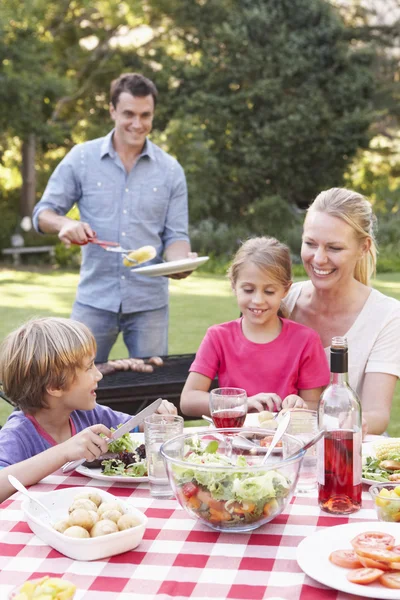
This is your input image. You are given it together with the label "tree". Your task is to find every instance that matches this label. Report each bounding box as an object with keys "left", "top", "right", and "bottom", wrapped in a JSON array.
[{"left": 146, "top": 0, "right": 375, "bottom": 230}]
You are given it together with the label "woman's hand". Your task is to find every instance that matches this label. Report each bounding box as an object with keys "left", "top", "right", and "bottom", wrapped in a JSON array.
[
  {"left": 282, "top": 394, "right": 308, "bottom": 410},
  {"left": 61, "top": 424, "right": 111, "bottom": 463},
  {"left": 247, "top": 393, "right": 282, "bottom": 413}
]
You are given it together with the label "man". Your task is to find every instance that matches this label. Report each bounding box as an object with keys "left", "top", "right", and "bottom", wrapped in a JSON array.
[{"left": 33, "top": 73, "right": 193, "bottom": 363}]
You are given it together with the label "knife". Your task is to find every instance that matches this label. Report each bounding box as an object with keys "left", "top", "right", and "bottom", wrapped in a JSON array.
[{"left": 62, "top": 397, "right": 163, "bottom": 473}]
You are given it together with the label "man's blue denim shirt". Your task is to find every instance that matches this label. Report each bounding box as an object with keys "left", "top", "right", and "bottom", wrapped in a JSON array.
[{"left": 33, "top": 130, "right": 189, "bottom": 314}]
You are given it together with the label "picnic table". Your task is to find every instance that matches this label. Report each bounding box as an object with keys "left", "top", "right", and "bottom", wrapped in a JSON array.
[{"left": 0, "top": 441, "right": 381, "bottom": 600}]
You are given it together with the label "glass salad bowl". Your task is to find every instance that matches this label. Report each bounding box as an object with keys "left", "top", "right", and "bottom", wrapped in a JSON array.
[{"left": 160, "top": 428, "right": 305, "bottom": 532}]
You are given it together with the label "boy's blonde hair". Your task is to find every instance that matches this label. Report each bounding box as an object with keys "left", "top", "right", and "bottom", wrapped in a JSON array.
[
  {"left": 0, "top": 317, "right": 96, "bottom": 414},
  {"left": 307, "top": 187, "right": 377, "bottom": 285},
  {"left": 228, "top": 236, "right": 292, "bottom": 290}
]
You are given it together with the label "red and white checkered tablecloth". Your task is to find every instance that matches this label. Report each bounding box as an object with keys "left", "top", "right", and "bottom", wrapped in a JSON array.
[{"left": 0, "top": 471, "right": 377, "bottom": 600}]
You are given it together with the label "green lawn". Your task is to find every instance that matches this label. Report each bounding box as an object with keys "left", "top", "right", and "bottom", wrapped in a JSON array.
[{"left": 0, "top": 267, "right": 399, "bottom": 435}]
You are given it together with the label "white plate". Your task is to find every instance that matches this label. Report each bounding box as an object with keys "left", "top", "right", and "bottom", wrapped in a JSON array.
[
  {"left": 76, "top": 465, "right": 148, "bottom": 483},
  {"left": 132, "top": 256, "right": 209, "bottom": 277},
  {"left": 22, "top": 486, "right": 147, "bottom": 561},
  {"left": 76, "top": 433, "right": 148, "bottom": 483},
  {"left": 297, "top": 521, "right": 400, "bottom": 599}
]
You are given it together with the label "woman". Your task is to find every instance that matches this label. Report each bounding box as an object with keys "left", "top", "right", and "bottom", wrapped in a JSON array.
[{"left": 284, "top": 188, "right": 400, "bottom": 434}]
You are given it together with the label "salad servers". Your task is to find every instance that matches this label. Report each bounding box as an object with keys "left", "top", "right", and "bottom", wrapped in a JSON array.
[
  {"left": 8, "top": 475, "right": 52, "bottom": 518},
  {"left": 286, "top": 428, "right": 325, "bottom": 462},
  {"left": 261, "top": 411, "right": 291, "bottom": 464}
]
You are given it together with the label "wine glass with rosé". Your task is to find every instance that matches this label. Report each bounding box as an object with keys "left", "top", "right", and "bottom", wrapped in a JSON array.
[{"left": 209, "top": 387, "right": 248, "bottom": 428}]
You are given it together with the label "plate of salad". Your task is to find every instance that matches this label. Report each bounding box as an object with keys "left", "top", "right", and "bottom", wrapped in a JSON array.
[
  {"left": 76, "top": 432, "right": 148, "bottom": 483},
  {"left": 362, "top": 438, "right": 400, "bottom": 485}
]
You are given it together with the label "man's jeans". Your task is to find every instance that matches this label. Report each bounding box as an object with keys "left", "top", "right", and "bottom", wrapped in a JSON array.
[{"left": 71, "top": 301, "right": 169, "bottom": 362}]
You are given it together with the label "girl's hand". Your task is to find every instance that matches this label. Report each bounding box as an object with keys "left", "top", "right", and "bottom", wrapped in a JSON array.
[
  {"left": 282, "top": 394, "right": 308, "bottom": 410},
  {"left": 62, "top": 424, "right": 111, "bottom": 463},
  {"left": 156, "top": 399, "right": 178, "bottom": 415},
  {"left": 247, "top": 393, "right": 282, "bottom": 413}
]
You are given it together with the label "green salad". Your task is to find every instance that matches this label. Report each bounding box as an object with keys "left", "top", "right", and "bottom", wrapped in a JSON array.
[
  {"left": 363, "top": 452, "right": 400, "bottom": 483},
  {"left": 172, "top": 439, "right": 291, "bottom": 527},
  {"left": 100, "top": 428, "right": 147, "bottom": 477}
]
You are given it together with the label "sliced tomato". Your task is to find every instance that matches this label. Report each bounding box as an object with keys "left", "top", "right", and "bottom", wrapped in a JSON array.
[
  {"left": 347, "top": 568, "right": 384, "bottom": 585},
  {"left": 351, "top": 531, "right": 395, "bottom": 551},
  {"left": 196, "top": 489, "right": 224, "bottom": 512},
  {"left": 181, "top": 482, "right": 199, "bottom": 498},
  {"left": 329, "top": 549, "right": 362, "bottom": 569},
  {"left": 380, "top": 572, "right": 400, "bottom": 589},
  {"left": 392, "top": 545, "right": 400, "bottom": 555},
  {"left": 355, "top": 547, "right": 400, "bottom": 563},
  {"left": 358, "top": 556, "right": 392, "bottom": 571}
]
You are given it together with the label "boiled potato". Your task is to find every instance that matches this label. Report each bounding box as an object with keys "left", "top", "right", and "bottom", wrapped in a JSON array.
[
  {"left": 100, "top": 509, "right": 124, "bottom": 524},
  {"left": 69, "top": 508, "right": 97, "bottom": 531},
  {"left": 258, "top": 410, "right": 275, "bottom": 424},
  {"left": 90, "top": 519, "right": 118, "bottom": 537},
  {"left": 53, "top": 519, "right": 71, "bottom": 534},
  {"left": 259, "top": 419, "right": 277, "bottom": 430},
  {"left": 68, "top": 498, "right": 97, "bottom": 514},
  {"left": 117, "top": 513, "right": 139, "bottom": 531},
  {"left": 97, "top": 501, "right": 124, "bottom": 517},
  {"left": 88, "top": 509, "right": 99, "bottom": 526},
  {"left": 64, "top": 525, "right": 90, "bottom": 538},
  {"left": 73, "top": 490, "right": 103, "bottom": 508}
]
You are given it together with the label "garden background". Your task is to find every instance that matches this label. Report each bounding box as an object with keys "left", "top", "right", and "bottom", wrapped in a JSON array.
[{"left": 1, "top": 0, "right": 400, "bottom": 433}]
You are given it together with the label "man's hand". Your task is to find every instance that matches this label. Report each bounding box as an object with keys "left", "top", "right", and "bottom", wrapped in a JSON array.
[
  {"left": 58, "top": 219, "right": 95, "bottom": 248},
  {"left": 168, "top": 251, "right": 198, "bottom": 280},
  {"left": 247, "top": 393, "right": 282, "bottom": 413}
]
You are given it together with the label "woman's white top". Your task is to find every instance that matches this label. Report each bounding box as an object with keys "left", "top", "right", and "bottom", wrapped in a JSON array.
[{"left": 284, "top": 281, "right": 400, "bottom": 397}]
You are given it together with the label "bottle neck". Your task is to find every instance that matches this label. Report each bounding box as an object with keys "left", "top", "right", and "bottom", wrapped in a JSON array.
[{"left": 330, "top": 372, "right": 349, "bottom": 385}]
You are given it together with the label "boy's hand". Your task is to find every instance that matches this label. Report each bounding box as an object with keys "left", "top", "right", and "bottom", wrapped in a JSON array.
[
  {"left": 281, "top": 395, "right": 308, "bottom": 410},
  {"left": 61, "top": 424, "right": 111, "bottom": 463},
  {"left": 247, "top": 393, "right": 282, "bottom": 413}
]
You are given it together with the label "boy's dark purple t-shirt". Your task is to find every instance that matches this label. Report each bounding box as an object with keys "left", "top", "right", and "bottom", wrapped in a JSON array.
[{"left": 0, "top": 404, "right": 137, "bottom": 468}]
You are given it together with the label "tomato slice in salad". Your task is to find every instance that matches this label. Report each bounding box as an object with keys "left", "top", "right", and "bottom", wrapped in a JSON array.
[
  {"left": 351, "top": 532, "right": 395, "bottom": 551},
  {"left": 380, "top": 572, "right": 400, "bottom": 589},
  {"left": 329, "top": 550, "right": 362, "bottom": 569},
  {"left": 181, "top": 482, "right": 199, "bottom": 498},
  {"left": 346, "top": 568, "right": 384, "bottom": 585}
]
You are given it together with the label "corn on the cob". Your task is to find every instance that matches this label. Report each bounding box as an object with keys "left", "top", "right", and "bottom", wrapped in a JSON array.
[{"left": 374, "top": 438, "right": 400, "bottom": 461}]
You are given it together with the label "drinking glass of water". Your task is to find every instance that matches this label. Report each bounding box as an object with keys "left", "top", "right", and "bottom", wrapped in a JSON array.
[{"left": 209, "top": 387, "right": 248, "bottom": 428}]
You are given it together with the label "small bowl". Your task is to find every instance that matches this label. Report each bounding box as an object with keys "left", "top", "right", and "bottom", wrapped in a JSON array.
[
  {"left": 161, "top": 427, "right": 305, "bottom": 532},
  {"left": 22, "top": 486, "right": 147, "bottom": 561},
  {"left": 369, "top": 482, "right": 400, "bottom": 522},
  {"left": 9, "top": 576, "right": 76, "bottom": 599}
]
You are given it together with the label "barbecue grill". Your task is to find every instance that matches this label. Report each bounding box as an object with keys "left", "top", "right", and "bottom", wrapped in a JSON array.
[{"left": 96, "top": 353, "right": 218, "bottom": 419}]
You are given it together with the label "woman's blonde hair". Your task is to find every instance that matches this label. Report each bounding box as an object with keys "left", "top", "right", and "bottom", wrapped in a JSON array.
[
  {"left": 0, "top": 317, "right": 96, "bottom": 414},
  {"left": 228, "top": 237, "right": 292, "bottom": 316},
  {"left": 307, "top": 187, "right": 377, "bottom": 285}
]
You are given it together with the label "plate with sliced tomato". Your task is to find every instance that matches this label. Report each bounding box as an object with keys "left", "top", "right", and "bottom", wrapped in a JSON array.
[{"left": 297, "top": 522, "right": 400, "bottom": 598}]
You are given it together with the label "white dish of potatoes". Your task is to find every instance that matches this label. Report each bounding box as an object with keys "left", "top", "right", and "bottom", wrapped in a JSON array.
[{"left": 21, "top": 486, "right": 147, "bottom": 561}]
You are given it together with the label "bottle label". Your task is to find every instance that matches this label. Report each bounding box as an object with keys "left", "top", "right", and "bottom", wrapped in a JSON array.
[{"left": 353, "top": 430, "right": 362, "bottom": 485}]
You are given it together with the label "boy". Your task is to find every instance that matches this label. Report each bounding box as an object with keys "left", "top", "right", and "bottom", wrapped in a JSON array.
[{"left": 0, "top": 317, "right": 175, "bottom": 503}]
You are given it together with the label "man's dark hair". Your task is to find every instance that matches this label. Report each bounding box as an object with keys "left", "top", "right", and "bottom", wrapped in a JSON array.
[{"left": 110, "top": 73, "right": 158, "bottom": 108}]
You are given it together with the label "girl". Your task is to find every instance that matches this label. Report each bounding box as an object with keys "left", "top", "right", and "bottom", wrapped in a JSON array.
[{"left": 180, "top": 236, "right": 330, "bottom": 417}]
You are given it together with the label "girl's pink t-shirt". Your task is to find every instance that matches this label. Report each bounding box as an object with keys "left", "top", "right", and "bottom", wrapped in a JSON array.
[{"left": 190, "top": 317, "right": 330, "bottom": 397}]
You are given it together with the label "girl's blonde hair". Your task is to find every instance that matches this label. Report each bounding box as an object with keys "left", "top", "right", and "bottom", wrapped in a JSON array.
[
  {"left": 228, "top": 237, "right": 292, "bottom": 316},
  {"left": 307, "top": 187, "right": 377, "bottom": 285},
  {"left": 0, "top": 317, "right": 96, "bottom": 414}
]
